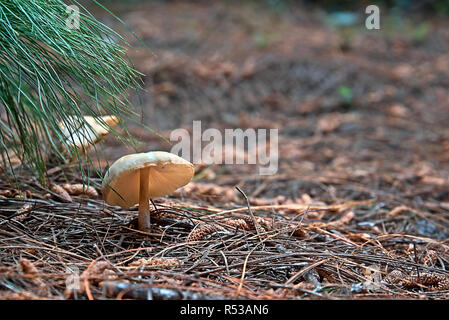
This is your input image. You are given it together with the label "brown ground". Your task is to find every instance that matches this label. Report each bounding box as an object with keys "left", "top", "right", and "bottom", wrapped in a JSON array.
[{"left": 1, "top": 1, "right": 449, "bottom": 300}]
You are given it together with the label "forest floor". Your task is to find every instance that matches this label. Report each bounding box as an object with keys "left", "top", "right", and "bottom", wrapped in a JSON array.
[{"left": 1, "top": 1, "right": 449, "bottom": 300}]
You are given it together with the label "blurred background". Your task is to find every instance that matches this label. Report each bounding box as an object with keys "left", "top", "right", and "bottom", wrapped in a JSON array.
[
  {"left": 2, "top": 1, "right": 449, "bottom": 301},
  {"left": 82, "top": 0, "right": 449, "bottom": 206}
]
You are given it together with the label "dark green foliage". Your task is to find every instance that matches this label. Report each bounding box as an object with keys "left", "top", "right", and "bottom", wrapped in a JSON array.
[{"left": 0, "top": 0, "right": 143, "bottom": 182}]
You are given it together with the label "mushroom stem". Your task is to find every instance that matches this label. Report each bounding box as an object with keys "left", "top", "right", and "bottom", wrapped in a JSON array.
[{"left": 138, "top": 167, "right": 151, "bottom": 231}]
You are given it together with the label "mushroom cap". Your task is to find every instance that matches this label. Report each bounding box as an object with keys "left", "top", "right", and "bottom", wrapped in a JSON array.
[
  {"left": 59, "top": 115, "right": 118, "bottom": 151},
  {"left": 102, "top": 151, "right": 194, "bottom": 208}
]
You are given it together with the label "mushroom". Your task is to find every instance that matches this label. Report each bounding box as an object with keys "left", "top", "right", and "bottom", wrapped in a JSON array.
[
  {"left": 59, "top": 115, "right": 119, "bottom": 154},
  {"left": 102, "top": 151, "right": 194, "bottom": 231}
]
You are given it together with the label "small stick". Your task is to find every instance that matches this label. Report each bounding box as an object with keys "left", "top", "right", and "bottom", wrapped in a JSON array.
[
  {"left": 219, "top": 250, "right": 230, "bottom": 276},
  {"left": 150, "top": 199, "right": 158, "bottom": 211},
  {"left": 413, "top": 242, "right": 420, "bottom": 280},
  {"left": 235, "top": 186, "right": 262, "bottom": 243}
]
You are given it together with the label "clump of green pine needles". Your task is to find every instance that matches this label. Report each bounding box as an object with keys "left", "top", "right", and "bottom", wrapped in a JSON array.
[{"left": 0, "top": 0, "right": 144, "bottom": 183}]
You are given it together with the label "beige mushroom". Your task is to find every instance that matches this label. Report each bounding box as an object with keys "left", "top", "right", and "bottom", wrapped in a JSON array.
[
  {"left": 59, "top": 115, "right": 119, "bottom": 153},
  {"left": 102, "top": 151, "right": 194, "bottom": 231}
]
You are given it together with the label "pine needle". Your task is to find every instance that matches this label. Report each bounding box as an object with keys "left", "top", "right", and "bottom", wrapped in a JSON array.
[{"left": 0, "top": 0, "right": 144, "bottom": 183}]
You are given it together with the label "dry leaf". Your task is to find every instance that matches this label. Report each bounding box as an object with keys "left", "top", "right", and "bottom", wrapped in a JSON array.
[
  {"left": 19, "top": 258, "right": 39, "bottom": 275},
  {"left": 65, "top": 261, "right": 114, "bottom": 297},
  {"left": 19, "top": 258, "right": 43, "bottom": 286}
]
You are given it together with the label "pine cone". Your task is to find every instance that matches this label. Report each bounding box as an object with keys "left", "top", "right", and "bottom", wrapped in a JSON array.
[
  {"left": 50, "top": 184, "right": 72, "bottom": 202},
  {"left": 63, "top": 183, "right": 99, "bottom": 197},
  {"left": 129, "top": 258, "right": 181, "bottom": 268},
  {"left": 386, "top": 270, "right": 449, "bottom": 290},
  {"left": 412, "top": 273, "right": 445, "bottom": 286},
  {"left": 422, "top": 250, "right": 439, "bottom": 266},
  {"left": 186, "top": 224, "right": 217, "bottom": 242},
  {"left": 240, "top": 215, "right": 256, "bottom": 229},
  {"left": 437, "top": 279, "right": 449, "bottom": 290},
  {"left": 222, "top": 218, "right": 251, "bottom": 230}
]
